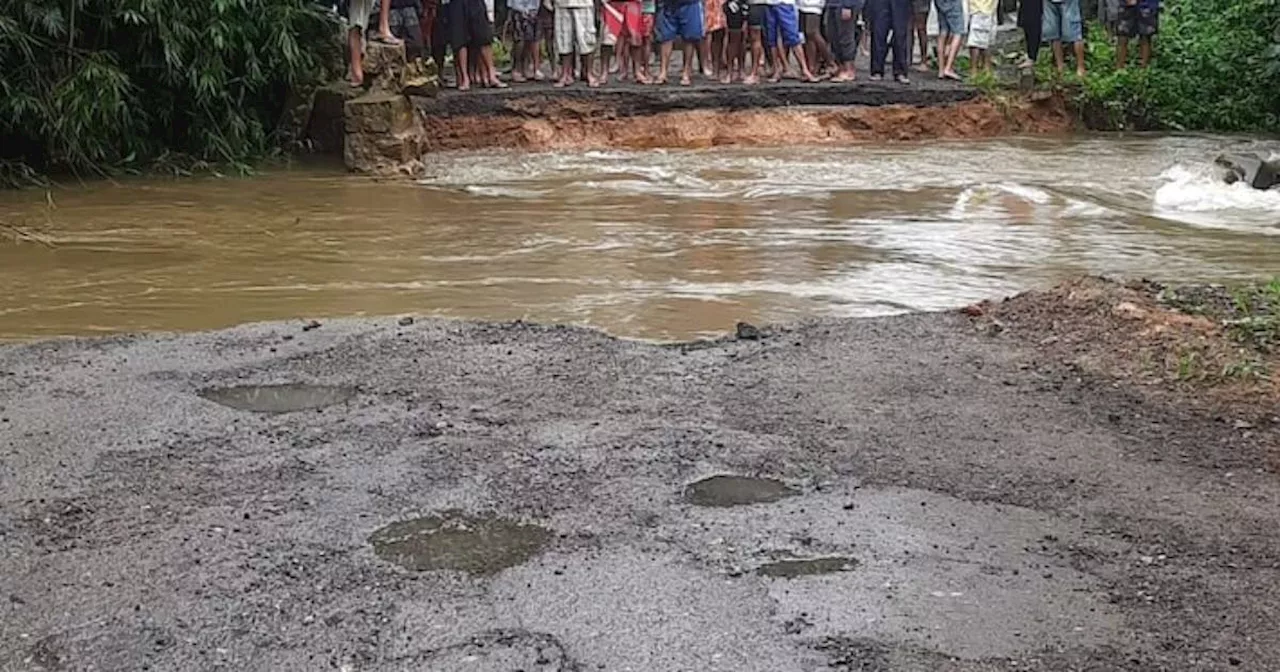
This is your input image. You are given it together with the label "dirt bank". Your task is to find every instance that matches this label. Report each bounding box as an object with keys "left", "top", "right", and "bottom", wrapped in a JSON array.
[
  {"left": 2, "top": 278, "right": 1277, "bottom": 671},
  {"left": 417, "top": 95, "right": 1072, "bottom": 153}
]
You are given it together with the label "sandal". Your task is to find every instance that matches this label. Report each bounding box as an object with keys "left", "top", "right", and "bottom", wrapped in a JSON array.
[{"left": 371, "top": 34, "right": 403, "bottom": 46}]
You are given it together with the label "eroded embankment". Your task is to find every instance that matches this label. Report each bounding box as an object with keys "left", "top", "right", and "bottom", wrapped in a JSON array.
[
  {"left": 2, "top": 278, "right": 1278, "bottom": 671},
  {"left": 414, "top": 93, "right": 1072, "bottom": 153}
]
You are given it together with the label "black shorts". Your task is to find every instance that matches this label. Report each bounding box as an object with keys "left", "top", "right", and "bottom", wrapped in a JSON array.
[
  {"left": 1116, "top": 4, "right": 1158, "bottom": 38},
  {"left": 725, "top": 0, "right": 750, "bottom": 30},
  {"left": 447, "top": 0, "right": 494, "bottom": 50},
  {"left": 747, "top": 3, "right": 766, "bottom": 28}
]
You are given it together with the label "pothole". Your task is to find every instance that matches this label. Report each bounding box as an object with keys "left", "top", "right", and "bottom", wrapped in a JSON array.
[
  {"left": 369, "top": 511, "right": 552, "bottom": 575},
  {"left": 197, "top": 384, "right": 355, "bottom": 413},
  {"left": 757, "top": 556, "right": 859, "bottom": 578},
  {"left": 684, "top": 475, "right": 797, "bottom": 507}
]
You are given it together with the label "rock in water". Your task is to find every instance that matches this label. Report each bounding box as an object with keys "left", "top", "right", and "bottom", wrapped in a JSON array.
[
  {"left": 735, "top": 322, "right": 762, "bottom": 341},
  {"left": 1215, "top": 153, "right": 1280, "bottom": 190}
]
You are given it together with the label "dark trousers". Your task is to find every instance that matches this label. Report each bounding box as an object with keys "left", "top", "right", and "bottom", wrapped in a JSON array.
[
  {"left": 867, "top": 0, "right": 910, "bottom": 77},
  {"left": 1019, "top": 0, "right": 1044, "bottom": 61},
  {"left": 824, "top": 6, "right": 861, "bottom": 64}
]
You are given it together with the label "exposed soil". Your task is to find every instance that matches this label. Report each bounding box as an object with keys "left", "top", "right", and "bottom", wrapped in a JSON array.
[
  {"left": 416, "top": 95, "right": 1072, "bottom": 153},
  {"left": 3, "top": 277, "right": 1279, "bottom": 671}
]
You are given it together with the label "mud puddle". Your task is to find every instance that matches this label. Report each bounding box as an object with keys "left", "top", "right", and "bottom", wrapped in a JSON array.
[
  {"left": 369, "top": 511, "right": 552, "bottom": 575},
  {"left": 197, "top": 384, "right": 356, "bottom": 413},
  {"left": 757, "top": 556, "right": 859, "bottom": 578},
  {"left": 684, "top": 475, "right": 797, "bottom": 507}
]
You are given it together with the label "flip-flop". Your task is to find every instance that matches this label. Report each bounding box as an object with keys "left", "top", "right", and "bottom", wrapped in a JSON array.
[{"left": 371, "top": 34, "right": 403, "bottom": 46}]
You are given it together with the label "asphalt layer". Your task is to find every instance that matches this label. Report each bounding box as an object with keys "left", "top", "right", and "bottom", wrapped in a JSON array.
[{"left": 2, "top": 314, "right": 1279, "bottom": 671}]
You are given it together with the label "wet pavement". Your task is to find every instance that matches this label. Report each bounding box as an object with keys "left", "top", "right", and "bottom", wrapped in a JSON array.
[{"left": 2, "top": 313, "right": 1278, "bottom": 670}]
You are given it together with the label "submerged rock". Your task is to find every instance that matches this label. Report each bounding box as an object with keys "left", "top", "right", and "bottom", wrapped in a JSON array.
[{"left": 1215, "top": 153, "right": 1280, "bottom": 190}]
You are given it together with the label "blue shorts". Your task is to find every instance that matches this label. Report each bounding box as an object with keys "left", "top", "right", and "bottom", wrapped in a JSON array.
[
  {"left": 1043, "top": 0, "right": 1083, "bottom": 42},
  {"left": 764, "top": 4, "right": 802, "bottom": 49},
  {"left": 933, "top": 0, "right": 965, "bottom": 35},
  {"left": 657, "top": 1, "right": 705, "bottom": 42}
]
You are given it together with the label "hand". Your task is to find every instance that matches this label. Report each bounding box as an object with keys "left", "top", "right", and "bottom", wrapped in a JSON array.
[{"left": 841, "top": 7, "right": 851, "bottom": 20}]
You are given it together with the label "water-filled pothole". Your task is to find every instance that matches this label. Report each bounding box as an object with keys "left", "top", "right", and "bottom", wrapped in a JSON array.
[
  {"left": 757, "top": 556, "right": 859, "bottom": 578},
  {"left": 197, "top": 384, "right": 355, "bottom": 413},
  {"left": 369, "top": 511, "right": 552, "bottom": 575},
  {"left": 684, "top": 475, "right": 797, "bottom": 507}
]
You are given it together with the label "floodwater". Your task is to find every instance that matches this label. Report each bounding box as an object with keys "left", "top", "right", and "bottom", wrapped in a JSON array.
[{"left": 1, "top": 135, "right": 1277, "bottom": 342}]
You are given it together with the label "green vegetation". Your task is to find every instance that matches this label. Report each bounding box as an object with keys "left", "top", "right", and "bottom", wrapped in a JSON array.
[
  {"left": 0, "top": 0, "right": 341, "bottom": 187},
  {"left": 1036, "top": 1, "right": 1280, "bottom": 132}
]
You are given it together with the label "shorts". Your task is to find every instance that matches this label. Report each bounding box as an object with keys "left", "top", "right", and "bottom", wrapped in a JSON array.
[
  {"left": 348, "top": 0, "right": 375, "bottom": 30},
  {"left": 556, "top": 5, "right": 599, "bottom": 53},
  {"left": 801, "top": 11, "right": 822, "bottom": 35},
  {"left": 1042, "top": 0, "right": 1082, "bottom": 43},
  {"left": 911, "top": 0, "right": 930, "bottom": 14},
  {"left": 602, "top": 0, "right": 645, "bottom": 45},
  {"left": 747, "top": 3, "right": 767, "bottom": 28},
  {"left": 1116, "top": 4, "right": 1158, "bottom": 38},
  {"left": 508, "top": 8, "right": 540, "bottom": 42},
  {"left": 447, "top": 0, "right": 494, "bottom": 49},
  {"left": 657, "top": 1, "right": 705, "bottom": 43},
  {"left": 966, "top": 11, "right": 992, "bottom": 48},
  {"left": 388, "top": 5, "right": 425, "bottom": 55},
  {"left": 538, "top": 5, "right": 556, "bottom": 40},
  {"left": 764, "top": 4, "right": 802, "bottom": 48},
  {"left": 933, "top": 0, "right": 965, "bottom": 35},
  {"left": 704, "top": 0, "right": 727, "bottom": 32},
  {"left": 725, "top": 0, "right": 750, "bottom": 29}
]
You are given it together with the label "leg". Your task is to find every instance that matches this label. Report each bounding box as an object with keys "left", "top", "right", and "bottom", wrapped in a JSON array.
[
  {"left": 457, "top": 45, "right": 472, "bottom": 89},
  {"left": 682, "top": 40, "right": 696, "bottom": 84},
  {"left": 868, "top": 0, "right": 889, "bottom": 78},
  {"left": 890, "top": 0, "right": 909, "bottom": 78},
  {"left": 913, "top": 10, "right": 929, "bottom": 70},
  {"left": 1072, "top": 39, "right": 1085, "bottom": 76},
  {"left": 481, "top": 44, "right": 507, "bottom": 86},
  {"left": 802, "top": 14, "right": 818, "bottom": 74},
  {"left": 713, "top": 29, "right": 726, "bottom": 77},
  {"left": 659, "top": 40, "right": 674, "bottom": 83},
  {"left": 349, "top": 27, "right": 366, "bottom": 86},
  {"left": 1024, "top": 0, "right": 1043, "bottom": 63},
  {"left": 378, "top": 0, "right": 400, "bottom": 41},
  {"left": 1116, "top": 35, "right": 1128, "bottom": 68},
  {"left": 1139, "top": 34, "right": 1152, "bottom": 68},
  {"left": 1052, "top": 40, "right": 1064, "bottom": 74}
]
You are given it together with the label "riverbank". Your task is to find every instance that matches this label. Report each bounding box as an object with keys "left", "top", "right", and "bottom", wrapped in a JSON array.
[
  {"left": 2, "top": 277, "right": 1277, "bottom": 671},
  {"left": 338, "top": 43, "right": 1073, "bottom": 174}
]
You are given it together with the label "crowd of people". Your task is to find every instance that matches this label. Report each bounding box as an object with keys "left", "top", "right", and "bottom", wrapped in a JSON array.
[{"left": 340, "top": 0, "right": 1161, "bottom": 90}]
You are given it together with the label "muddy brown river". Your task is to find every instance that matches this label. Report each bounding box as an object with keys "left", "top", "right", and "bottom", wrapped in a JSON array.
[{"left": 2, "top": 135, "right": 1277, "bottom": 341}]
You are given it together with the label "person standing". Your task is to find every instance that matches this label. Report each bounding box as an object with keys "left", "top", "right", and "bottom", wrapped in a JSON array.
[
  {"left": 555, "top": 0, "right": 600, "bottom": 86},
  {"left": 508, "top": 0, "right": 544, "bottom": 80},
  {"left": 702, "top": 0, "right": 728, "bottom": 78},
  {"left": 449, "top": 0, "right": 503, "bottom": 88},
  {"left": 824, "top": 0, "right": 864, "bottom": 80},
  {"left": 1043, "top": 0, "right": 1085, "bottom": 76},
  {"left": 656, "top": 0, "right": 705, "bottom": 85},
  {"left": 763, "top": 0, "right": 816, "bottom": 82},
  {"left": 932, "top": 0, "right": 964, "bottom": 80},
  {"left": 347, "top": 0, "right": 404, "bottom": 87},
  {"left": 909, "top": 0, "right": 931, "bottom": 72},
  {"left": 602, "top": 0, "right": 651, "bottom": 83},
  {"left": 867, "top": 0, "right": 911, "bottom": 83},
  {"left": 743, "top": 0, "right": 769, "bottom": 83},
  {"left": 722, "top": 0, "right": 751, "bottom": 82},
  {"left": 1115, "top": 0, "right": 1158, "bottom": 68},
  {"left": 966, "top": 0, "right": 995, "bottom": 72},
  {"left": 799, "top": 0, "right": 836, "bottom": 78},
  {"left": 1017, "top": 0, "right": 1043, "bottom": 68}
]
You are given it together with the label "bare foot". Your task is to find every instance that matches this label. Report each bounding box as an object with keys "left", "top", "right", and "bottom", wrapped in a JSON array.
[
  {"left": 680, "top": 73, "right": 692, "bottom": 86},
  {"left": 653, "top": 75, "right": 669, "bottom": 85},
  {"left": 743, "top": 73, "right": 759, "bottom": 85},
  {"left": 490, "top": 77, "right": 509, "bottom": 88},
  {"left": 768, "top": 70, "right": 782, "bottom": 83},
  {"left": 458, "top": 79, "right": 471, "bottom": 91},
  {"left": 554, "top": 76, "right": 571, "bottom": 88},
  {"left": 512, "top": 71, "right": 527, "bottom": 83},
  {"left": 533, "top": 69, "right": 547, "bottom": 81},
  {"left": 588, "top": 75, "right": 603, "bottom": 88},
  {"left": 636, "top": 72, "right": 653, "bottom": 84},
  {"left": 831, "top": 72, "right": 853, "bottom": 82},
  {"left": 942, "top": 69, "right": 961, "bottom": 81},
  {"left": 802, "top": 73, "right": 820, "bottom": 83},
  {"left": 1076, "top": 66, "right": 1087, "bottom": 78},
  {"left": 913, "top": 63, "right": 930, "bottom": 72},
  {"left": 702, "top": 68, "right": 714, "bottom": 79},
  {"left": 719, "top": 71, "right": 732, "bottom": 84}
]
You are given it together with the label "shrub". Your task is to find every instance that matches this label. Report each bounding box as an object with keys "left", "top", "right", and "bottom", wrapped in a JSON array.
[{"left": 0, "top": 0, "right": 341, "bottom": 185}]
